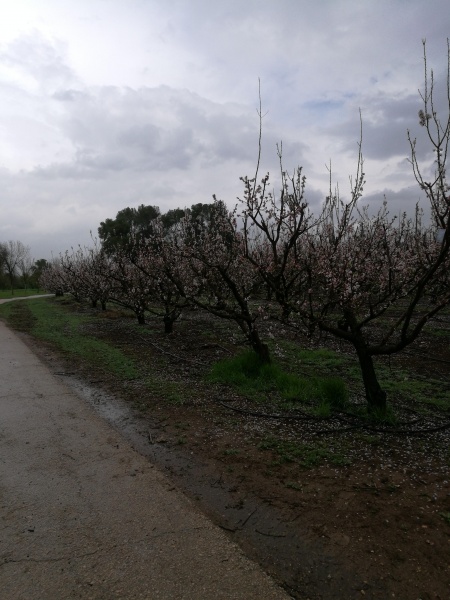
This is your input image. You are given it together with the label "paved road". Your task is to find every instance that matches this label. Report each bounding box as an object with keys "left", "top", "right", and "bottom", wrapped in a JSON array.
[{"left": 0, "top": 308, "right": 289, "bottom": 599}]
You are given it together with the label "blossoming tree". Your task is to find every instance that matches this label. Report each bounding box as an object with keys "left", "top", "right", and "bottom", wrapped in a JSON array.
[
  {"left": 238, "top": 41, "right": 450, "bottom": 414},
  {"left": 171, "top": 199, "right": 271, "bottom": 361}
]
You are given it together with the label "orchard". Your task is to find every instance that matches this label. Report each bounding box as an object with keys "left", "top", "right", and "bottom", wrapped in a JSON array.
[{"left": 41, "top": 41, "right": 450, "bottom": 418}]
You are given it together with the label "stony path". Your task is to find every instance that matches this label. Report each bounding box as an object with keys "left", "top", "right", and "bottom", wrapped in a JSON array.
[{"left": 0, "top": 314, "right": 289, "bottom": 599}]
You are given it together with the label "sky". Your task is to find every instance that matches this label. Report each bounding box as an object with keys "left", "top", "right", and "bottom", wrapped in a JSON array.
[{"left": 0, "top": 0, "right": 449, "bottom": 260}]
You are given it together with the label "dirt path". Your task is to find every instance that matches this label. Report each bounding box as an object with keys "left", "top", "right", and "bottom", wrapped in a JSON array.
[{"left": 0, "top": 317, "right": 289, "bottom": 599}]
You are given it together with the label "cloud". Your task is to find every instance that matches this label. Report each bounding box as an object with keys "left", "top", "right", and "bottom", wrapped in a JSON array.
[
  {"left": 0, "top": 30, "right": 75, "bottom": 94},
  {"left": 42, "top": 84, "right": 285, "bottom": 177},
  {"left": 0, "top": 0, "right": 449, "bottom": 260}
]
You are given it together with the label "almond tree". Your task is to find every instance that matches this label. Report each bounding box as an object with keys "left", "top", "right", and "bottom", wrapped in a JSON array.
[
  {"left": 244, "top": 41, "right": 450, "bottom": 415},
  {"left": 300, "top": 187, "right": 449, "bottom": 414},
  {"left": 125, "top": 217, "right": 189, "bottom": 333},
  {"left": 104, "top": 249, "right": 152, "bottom": 324},
  {"left": 39, "top": 259, "right": 68, "bottom": 296},
  {"left": 59, "top": 245, "right": 112, "bottom": 309},
  {"left": 304, "top": 41, "right": 450, "bottom": 414},
  {"left": 236, "top": 88, "right": 317, "bottom": 324},
  {"left": 239, "top": 146, "right": 314, "bottom": 321},
  {"left": 172, "top": 200, "right": 270, "bottom": 361}
]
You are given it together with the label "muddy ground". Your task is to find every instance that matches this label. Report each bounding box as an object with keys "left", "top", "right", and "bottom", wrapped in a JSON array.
[{"left": 14, "top": 300, "right": 450, "bottom": 599}]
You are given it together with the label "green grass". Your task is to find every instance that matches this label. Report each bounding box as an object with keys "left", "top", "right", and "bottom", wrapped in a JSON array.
[
  {"left": 440, "top": 511, "right": 450, "bottom": 525},
  {"left": 0, "top": 298, "right": 138, "bottom": 381},
  {"left": 0, "top": 301, "right": 14, "bottom": 320},
  {"left": 258, "top": 436, "right": 351, "bottom": 469},
  {"left": 296, "top": 347, "right": 347, "bottom": 369},
  {"left": 275, "top": 342, "right": 349, "bottom": 372},
  {"left": 377, "top": 366, "right": 450, "bottom": 412},
  {"left": 276, "top": 339, "right": 450, "bottom": 416},
  {"left": 0, "top": 289, "right": 48, "bottom": 299},
  {"left": 0, "top": 297, "right": 198, "bottom": 406},
  {"left": 207, "top": 349, "right": 349, "bottom": 411},
  {"left": 3, "top": 294, "right": 448, "bottom": 431}
]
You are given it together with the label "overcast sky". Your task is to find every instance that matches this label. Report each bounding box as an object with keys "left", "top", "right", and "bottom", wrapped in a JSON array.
[{"left": 0, "top": 0, "right": 449, "bottom": 259}]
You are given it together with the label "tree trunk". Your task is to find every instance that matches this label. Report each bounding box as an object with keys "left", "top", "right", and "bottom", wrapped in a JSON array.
[
  {"left": 163, "top": 314, "right": 174, "bottom": 334},
  {"left": 354, "top": 344, "right": 387, "bottom": 415},
  {"left": 280, "top": 304, "right": 291, "bottom": 322},
  {"left": 136, "top": 312, "right": 146, "bottom": 325},
  {"left": 249, "top": 328, "right": 271, "bottom": 364}
]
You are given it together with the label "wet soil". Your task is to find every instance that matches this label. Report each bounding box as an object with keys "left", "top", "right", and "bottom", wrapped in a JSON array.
[{"left": 17, "top": 302, "right": 450, "bottom": 599}]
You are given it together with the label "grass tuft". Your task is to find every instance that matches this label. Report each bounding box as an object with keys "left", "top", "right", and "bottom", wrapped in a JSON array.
[{"left": 207, "top": 350, "right": 348, "bottom": 409}]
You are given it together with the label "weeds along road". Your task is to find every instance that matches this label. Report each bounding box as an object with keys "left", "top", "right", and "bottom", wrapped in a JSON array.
[{"left": 0, "top": 303, "right": 289, "bottom": 600}]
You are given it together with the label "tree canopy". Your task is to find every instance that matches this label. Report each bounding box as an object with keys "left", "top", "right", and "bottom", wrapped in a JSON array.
[{"left": 98, "top": 204, "right": 160, "bottom": 254}]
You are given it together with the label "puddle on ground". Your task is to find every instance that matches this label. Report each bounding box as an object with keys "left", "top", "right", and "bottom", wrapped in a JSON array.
[{"left": 54, "top": 371, "right": 368, "bottom": 600}]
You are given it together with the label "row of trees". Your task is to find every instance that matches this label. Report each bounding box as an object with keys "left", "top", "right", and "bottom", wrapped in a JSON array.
[
  {"left": 0, "top": 240, "right": 48, "bottom": 292},
  {"left": 40, "top": 41, "right": 450, "bottom": 416}
]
